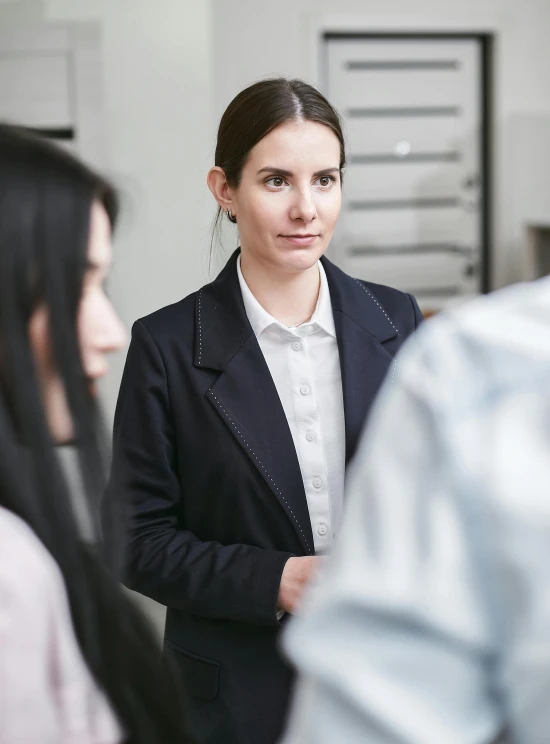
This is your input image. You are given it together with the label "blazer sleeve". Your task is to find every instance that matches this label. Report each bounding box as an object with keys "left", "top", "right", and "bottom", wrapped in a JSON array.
[{"left": 101, "top": 320, "right": 294, "bottom": 627}]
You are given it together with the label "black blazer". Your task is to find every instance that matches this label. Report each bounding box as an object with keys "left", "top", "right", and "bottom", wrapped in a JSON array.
[{"left": 103, "top": 250, "right": 423, "bottom": 744}]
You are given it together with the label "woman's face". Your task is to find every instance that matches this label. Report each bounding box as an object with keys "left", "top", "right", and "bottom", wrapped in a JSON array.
[
  {"left": 29, "top": 200, "right": 127, "bottom": 443},
  {"left": 230, "top": 119, "right": 342, "bottom": 275}
]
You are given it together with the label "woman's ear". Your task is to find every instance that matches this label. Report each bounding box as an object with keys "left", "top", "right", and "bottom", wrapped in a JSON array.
[{"left": 207, "top": 167, "right": 235, "bottom": 215}]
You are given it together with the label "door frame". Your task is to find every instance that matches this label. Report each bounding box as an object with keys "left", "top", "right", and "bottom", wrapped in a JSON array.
[{"left": 309, "top": 15, "right": 497, "bottom": 294}]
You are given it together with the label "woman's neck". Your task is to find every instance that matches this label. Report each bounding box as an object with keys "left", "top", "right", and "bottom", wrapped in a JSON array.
[{"left": 240, "top": 252, "right": 321, "bottom": 327}]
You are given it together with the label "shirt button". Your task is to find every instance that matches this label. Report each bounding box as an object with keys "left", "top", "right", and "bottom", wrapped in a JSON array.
[
  {"left": 291, "top": 341, "right": 302, "bottom": 351},
  {"left": 305, "top": 430, "right": 316, "bottom": 442},
  {"left": 312, "top": 477, "right": 322, "bottom": 489},
  {"left": 300, "top": 385, "right": 311, "bottom": 396},
  {"left": 317, "top": 523, "right": 328, "bottom": 537}
]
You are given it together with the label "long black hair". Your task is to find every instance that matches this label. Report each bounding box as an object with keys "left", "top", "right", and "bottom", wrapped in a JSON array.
[{"left": 0, "top": 124, "right": 189, "bottom": 743}]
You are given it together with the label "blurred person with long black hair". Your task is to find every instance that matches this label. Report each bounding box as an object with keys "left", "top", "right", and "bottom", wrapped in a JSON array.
[{"left": 0, "top": 124, "right": 190, "bottom": 743}]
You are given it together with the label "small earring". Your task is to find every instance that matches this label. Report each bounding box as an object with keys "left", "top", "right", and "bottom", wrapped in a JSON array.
[{"left": 225, "top": 208, "right": 237, "bottom": 224}]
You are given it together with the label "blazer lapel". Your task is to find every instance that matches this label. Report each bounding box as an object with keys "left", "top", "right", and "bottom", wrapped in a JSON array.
[
  {"left": 322, "top": 257, "right": 399, "bottom": 465},
  {"left": 194, "top": 251, "right": 314, "bottom": 555}
]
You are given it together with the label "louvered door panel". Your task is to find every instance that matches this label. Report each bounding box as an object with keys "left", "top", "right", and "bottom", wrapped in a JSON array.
[{"left": 325, "top": 35, "right": 486, "bottom": 312}]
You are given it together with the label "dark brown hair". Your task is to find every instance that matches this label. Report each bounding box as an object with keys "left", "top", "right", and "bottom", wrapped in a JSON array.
[{"left": 213, "top": 77, "right": 346, "bottom": 231}]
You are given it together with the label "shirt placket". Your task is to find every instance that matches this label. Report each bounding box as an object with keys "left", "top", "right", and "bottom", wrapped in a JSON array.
[{"left": 287, "top": 327, "right": 332, "bottom": 555}]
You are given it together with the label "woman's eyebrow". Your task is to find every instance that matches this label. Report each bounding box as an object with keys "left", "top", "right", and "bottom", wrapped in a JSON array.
[
  {"left": 257, "top": 166, "right": 293, "bottom": 176},
  {"left": 256, "top": 166, "right": 340, "bottom": 176},
  {"left": 312, "top": 167, "right": 340, "bottom": 177}
]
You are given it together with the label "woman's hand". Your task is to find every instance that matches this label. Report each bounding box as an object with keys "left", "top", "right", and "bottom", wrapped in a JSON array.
[{"left": 278, "top": 557, "right": 324, "bottom": 614}]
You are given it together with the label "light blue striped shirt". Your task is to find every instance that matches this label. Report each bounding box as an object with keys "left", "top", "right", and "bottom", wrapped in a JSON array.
[{"left": 281, "top": 277, "right": 550, "bottom": 744}]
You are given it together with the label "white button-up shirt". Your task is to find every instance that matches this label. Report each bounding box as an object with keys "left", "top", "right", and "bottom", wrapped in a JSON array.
[{"left": 237, "top": 256, "right": 345, "bottom": 554}]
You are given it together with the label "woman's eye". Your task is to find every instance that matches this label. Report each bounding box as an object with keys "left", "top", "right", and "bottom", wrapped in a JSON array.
[
  {"left": 318, "top": 176, "right": 334, "bottom": 187},
  {"left": 267, "top": 176, "right": 286, "bottom": 188}
]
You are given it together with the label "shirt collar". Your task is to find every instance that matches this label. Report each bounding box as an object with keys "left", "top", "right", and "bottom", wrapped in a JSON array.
[{"left": 237, "top": 255, "right": 336, "bottom": 338}]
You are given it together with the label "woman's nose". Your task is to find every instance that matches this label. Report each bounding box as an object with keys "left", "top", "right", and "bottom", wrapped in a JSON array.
[{"left": 289, "top": 188, "right": 317, "bottom": 223}]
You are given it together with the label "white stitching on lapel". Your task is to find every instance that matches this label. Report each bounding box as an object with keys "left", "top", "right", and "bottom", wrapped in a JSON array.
[
  {"left": 209, "top": 392, "right": 313, "bottom": 554},
  {"left": 353, "top": 279, "right": 399, "bottom": 335}
]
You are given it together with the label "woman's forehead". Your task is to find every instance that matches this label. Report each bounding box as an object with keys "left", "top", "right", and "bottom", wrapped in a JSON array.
[
  {"left": 246, "top": 120, "right": 341, "bottom": 172},
  {"left": 88, "top": 201, "right": 113, "bottom": 269}
]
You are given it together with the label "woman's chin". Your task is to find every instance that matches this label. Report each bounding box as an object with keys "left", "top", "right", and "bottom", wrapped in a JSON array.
[
  {"left": 47, "top": 409, "right": 75, "bottom": 445},
  {"left": 277, "top": 245, "right": 327, "bottom": 273},
  {"left": 51, "top": 427, "right": 76, "bottom": 447}
]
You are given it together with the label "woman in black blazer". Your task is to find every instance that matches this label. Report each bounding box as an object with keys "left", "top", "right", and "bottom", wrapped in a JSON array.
[{"left": 103, "top": 78, "right": 423, "bottom": 744}]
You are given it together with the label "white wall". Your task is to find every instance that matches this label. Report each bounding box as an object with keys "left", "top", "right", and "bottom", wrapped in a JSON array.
[
  {"left": 42, "top": 0, "right": 215, "bottom": 417},
  {"left": 1, "top": 0, "right": 215, "bottom": 417},
  {"left": 48, "top": 0, "right": 214, "bottom": 633},
  {"left": 0, "top": 0, "right": 215, "bottom": 634},
  {"left": 213, "top": 0, "right": 550, "bottom": 289}
]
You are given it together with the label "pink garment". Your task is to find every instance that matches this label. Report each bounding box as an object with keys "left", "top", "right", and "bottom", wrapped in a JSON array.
[{"left": 0, "top": 506, "right": 123, "bottom": 744}]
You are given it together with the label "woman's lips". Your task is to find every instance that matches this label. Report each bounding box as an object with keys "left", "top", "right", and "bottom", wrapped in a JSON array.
[{"left": 280, "top": 234, "right": 319, "bottom": 247}]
